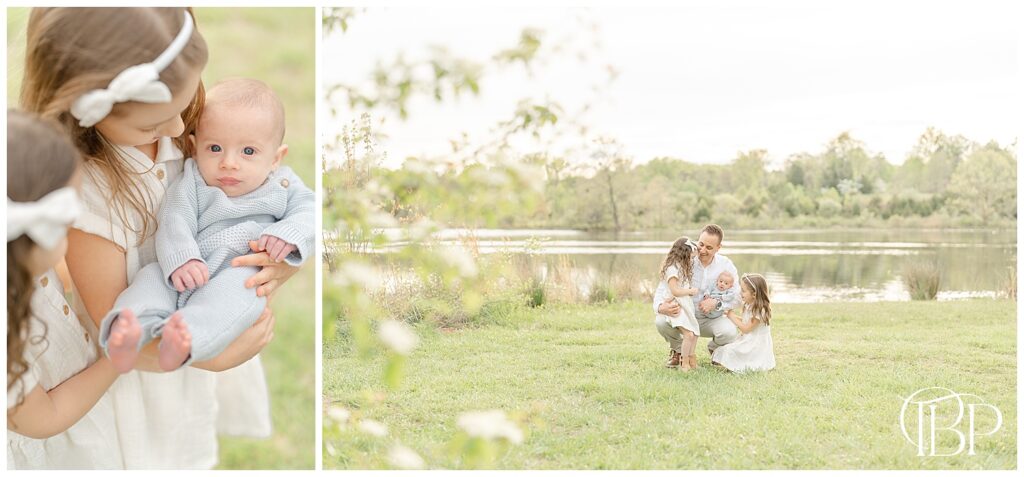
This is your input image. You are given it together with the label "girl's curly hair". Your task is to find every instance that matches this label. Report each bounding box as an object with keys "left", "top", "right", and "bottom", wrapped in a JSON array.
[{"left": 661, "top": 236, "right": 695, "bottom": 284}]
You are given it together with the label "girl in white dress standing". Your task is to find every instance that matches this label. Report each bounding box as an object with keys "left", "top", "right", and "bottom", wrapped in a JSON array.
[
  {"left": 18, "top": 7, "right": 301, "bottom": 468},
  {"left": 6, "top": 110, "right": 125, "bottom": 469},
  {"left": 655, "top": 237, "right": 701, "bottom": 371},
  {"left": 712, "top": 273, "right": 776, "bottom": 373}
]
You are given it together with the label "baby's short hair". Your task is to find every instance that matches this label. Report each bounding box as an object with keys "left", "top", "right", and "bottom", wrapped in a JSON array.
[
  {"left": 205, "top": 78, "right": 286, "bottom": 143},
  {"left": 718, "top": 271, "right": 734, "bottom": 282}
]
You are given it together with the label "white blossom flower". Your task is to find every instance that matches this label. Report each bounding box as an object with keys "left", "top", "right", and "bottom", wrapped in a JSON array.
[
  {"left": 335, "top": 261, "right": 383, "bottom": 291},
  {"left": 358, "top": 419, "right": 388, "bottom": 437},
  {"left": 439, "top": 246, "right": 478, "bottom": 277},
  {"left": 326, "top": 405, "right": 351, "bottom": 425},
  {"left": 387, "top": 444, "right": 425, "bottom": 469},
  {"left": 473, "top": 168, "right": 510, "bottom": 186},
  {"left": 404, "top": 158, "right": 433, "bottom": 175},
  {"left": 456, "top": 410, "right": 524, "bottom": 444},
  {"left": 325, "top": 441, "right": 338, "bottom": 457},
  {"left": 378, "top": 320, "right": 419, "bottom": 355},
  {"left": 407, "top": 217, "right": 439, "bottom": 241},
  {"left": 368, "top": 210, "right": 399, "bottom": 228}
]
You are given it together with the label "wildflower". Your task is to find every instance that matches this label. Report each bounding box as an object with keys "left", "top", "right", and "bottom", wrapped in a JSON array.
[
  {"left": 388, "top": 444, "right": 425, "bottom": 469},
  {"left": 440, "top": 246, "right": 478, "bottom": 277},
  {"left": 358, "top": 419, "right": 388, "bottom": 437},
  {"left": 456, "top": 410, "right": 524, "bottom": 444},
  {"left": 335, "top": 261, "right": 383, "bottom": 291},
  {"left": 378, "top": 320, "right": 419, "bottom": 355},
  {"left": 325, "top": 405, "right": 351, "bottom": 425}
]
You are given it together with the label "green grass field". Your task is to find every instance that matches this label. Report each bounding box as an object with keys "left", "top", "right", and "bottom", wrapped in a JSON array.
[
  {"left": 8, "top": 7, "right": 316, "bottom": 469},
  {"left": 324, "top": 299, "right": 1016, "bottom": 469}
]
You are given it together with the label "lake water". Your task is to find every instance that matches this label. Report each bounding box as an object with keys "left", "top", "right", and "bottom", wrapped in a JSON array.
[{"left": 372, "top": 228, "right": 1017, "bottom": 303}]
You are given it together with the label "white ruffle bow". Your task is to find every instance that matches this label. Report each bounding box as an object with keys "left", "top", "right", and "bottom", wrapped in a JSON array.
[
  {"left": 69, "top": 11, "right": 193, "bottom": 128},
  {"left": 7, "top": 188, "right": 82, "bottom": 250},
  {"left": 70, "top": 64, "right": 172, "bottom": 128}
]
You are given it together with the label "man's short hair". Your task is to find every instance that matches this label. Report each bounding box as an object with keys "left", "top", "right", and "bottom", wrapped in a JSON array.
[{"left": 701, "top": 224, "right": 724, "bottom": 242}]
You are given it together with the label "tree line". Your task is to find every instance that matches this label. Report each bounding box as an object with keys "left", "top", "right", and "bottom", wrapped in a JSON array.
[{"left": 375, "top": 128, "right": 1016, "bottom": 231}]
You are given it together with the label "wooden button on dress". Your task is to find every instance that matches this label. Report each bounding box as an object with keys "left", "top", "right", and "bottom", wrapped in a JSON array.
[
  {"left": 41, "top": 276, "right": 49, "bottom": 287},
  {"left": 156, "top": 169, "right": 165, "bottom": 180},
  {"left": 280, "top": 178, "right": 290, "bottom": 188},
  {"left": 63, "top": 304, "right": 70, "bottom": 315}
]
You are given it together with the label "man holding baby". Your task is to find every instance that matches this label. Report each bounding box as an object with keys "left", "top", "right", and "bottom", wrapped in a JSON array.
[{"left": 654, "top": 224, "right": 742, "bottom": 367}]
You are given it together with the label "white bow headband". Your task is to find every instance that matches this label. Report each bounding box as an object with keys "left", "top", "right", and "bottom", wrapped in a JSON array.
[
  {"left": 7, "top": 188, "right": 82, "bottom": 250},
  {"left": 70, "top": 11, "right": 194, "bottom": 128},
  {"left": 684, "top": 238, "right": 698, "bottom": 251}
]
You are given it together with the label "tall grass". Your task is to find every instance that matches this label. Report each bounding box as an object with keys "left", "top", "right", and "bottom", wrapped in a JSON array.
[
  {"left": 903, "top": 260, "right": 941, "bottom": 300},
  {"left": 1004, "top": 264, "right": 1017, "bottom": 300},
  {"left": 373, "top": 249, "right": 658, "bottom": 327}
]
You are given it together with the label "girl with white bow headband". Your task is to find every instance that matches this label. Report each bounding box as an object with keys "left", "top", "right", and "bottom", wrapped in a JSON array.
[
  {"left": 7, "top": 110, "right": 127, "bottom": 467},
  {"left": 15, "top": 7, "right": 297, "bottom": 469}
]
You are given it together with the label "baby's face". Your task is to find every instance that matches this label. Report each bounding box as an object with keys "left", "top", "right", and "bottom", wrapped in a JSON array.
[
  {"left": 193, "top": 104, "right": 286, "bottom": 197},
  {"left": 717, "top": 273, "right": 734, "bottom": 291}
]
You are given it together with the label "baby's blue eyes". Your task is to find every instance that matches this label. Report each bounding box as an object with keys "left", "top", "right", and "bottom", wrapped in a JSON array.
[
  {"left": 205, "top": 145, "right": 258, "bottom": 158},
  {"left": 206, "top": 145, "right": 257, "bottom": 157}
]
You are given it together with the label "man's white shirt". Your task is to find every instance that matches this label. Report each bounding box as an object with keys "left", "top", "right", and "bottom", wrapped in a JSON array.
[{"left": 652, "top": 253, "right": 741, "bottom": 314}]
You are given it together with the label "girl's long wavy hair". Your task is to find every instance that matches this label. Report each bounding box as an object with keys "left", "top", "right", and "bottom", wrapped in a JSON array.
[
  {"left": 740, "top": 273, "right": 772, "bottom": 326},
  {"left": 661, "top": 236, "right": 695, "bottom": 283},
  {"left": 20, "top": 7, "right": 208, "bottom": 246},
  {"left": 7, "top": 110, "right": 82, "bottom": 406}
]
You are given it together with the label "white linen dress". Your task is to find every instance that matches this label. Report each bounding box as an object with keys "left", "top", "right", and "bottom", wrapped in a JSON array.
[
  {"left": 711, "top": 306, "right": 776, "bottom": 373},
  {"left": 70, "top": 137, "right": 271, "bottom": 469},
  {"left": 654, "top": 265, "right": 699, "bottom": 335},
  {"left": 7, "top": 269, "right": 123, "bottom": 469}
]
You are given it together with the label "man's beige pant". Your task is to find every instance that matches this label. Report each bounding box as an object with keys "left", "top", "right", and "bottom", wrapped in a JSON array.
[{"left": 655, "top": 310, "right": 739, "bottom": 354}]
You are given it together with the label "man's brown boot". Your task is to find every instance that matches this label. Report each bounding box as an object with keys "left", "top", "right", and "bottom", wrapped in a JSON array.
[{"left": 664, "top": 349, "right": 681, "bottom": 368}]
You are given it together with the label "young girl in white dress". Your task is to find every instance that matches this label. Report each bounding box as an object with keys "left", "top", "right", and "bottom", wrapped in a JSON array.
[
  {"left": 18, "top": 7, "right": 300, "bottom": 469},
  {"left": 655, "top": 237, "right": 701, "bottom": 371},
  {"left": 711, "top": 273, "right": 776, "bottom": 373},
  {"left": 6, "top": 110, "right": 126, "bottom": 469}
]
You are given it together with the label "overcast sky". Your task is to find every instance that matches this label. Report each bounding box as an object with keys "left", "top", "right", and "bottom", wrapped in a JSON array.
[{"left": 324, "top": 1, "right": 1019, "bottom": 168}]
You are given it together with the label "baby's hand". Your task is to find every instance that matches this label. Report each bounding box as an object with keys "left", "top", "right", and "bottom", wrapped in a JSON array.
[
  {"left": 258, "top": 234, "right": 297, "bottom": 263},
  {"left": 171, "top": 259, "right": 209, "bottom": 292}
]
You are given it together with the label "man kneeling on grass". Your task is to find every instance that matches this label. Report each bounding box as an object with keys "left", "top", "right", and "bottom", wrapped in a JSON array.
[{"left": 654, "top": 224, "right": 741, "bottom": 368}]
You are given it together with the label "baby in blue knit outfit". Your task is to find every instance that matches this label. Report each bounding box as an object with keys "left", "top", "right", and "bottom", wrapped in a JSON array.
[
  {"left": 99, "top": 78, "right": 314, "bottom": 372},
  {"left": 701, "top": 271, "right": 739, "bottom": 319}
]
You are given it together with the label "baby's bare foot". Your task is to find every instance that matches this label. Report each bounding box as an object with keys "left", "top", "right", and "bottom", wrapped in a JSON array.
[
  {"left": 108, "top": 309, "right": 141, "bottom": 373},
  {"left": 158, "top": 313, "right": 192, "bottom": 371}
]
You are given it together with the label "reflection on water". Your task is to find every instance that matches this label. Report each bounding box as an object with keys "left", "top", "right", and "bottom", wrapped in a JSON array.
[{"left": 371, "top": 228, "right": 1017, "bottom": 303}]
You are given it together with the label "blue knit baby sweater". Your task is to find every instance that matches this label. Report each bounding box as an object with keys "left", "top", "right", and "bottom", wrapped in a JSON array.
[{"left": 156, "top": 158, "right": 314, "bottom": 293}]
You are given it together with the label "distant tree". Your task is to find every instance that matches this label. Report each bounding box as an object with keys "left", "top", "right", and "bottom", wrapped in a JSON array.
[
  {"left": 729, "top": 149, "right": 768, "bottom": 191},
  {"left": 905, "top": 127, "right": 972, "bottom": 194},
  {"left": 818, "top": 132, "right": 891, "bottom": 194},
  {"left": 585, "top": 137, "right": 633, "bottom": 231},
  {"left": 780, "top": 183, "right": 816, "bottom": 217},
  {"left": 947, "top": 144, "right": 1016, "bottom": 223}
]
